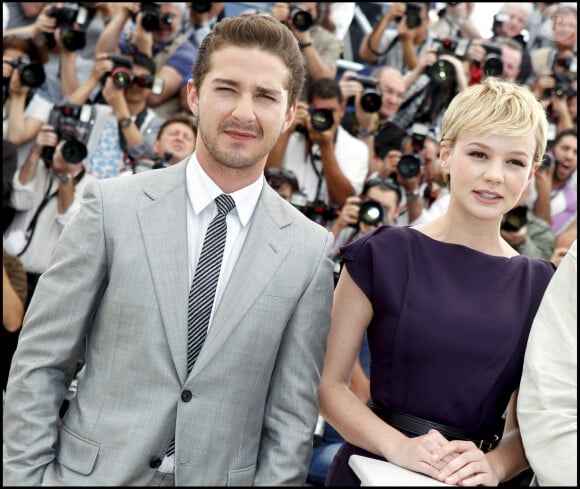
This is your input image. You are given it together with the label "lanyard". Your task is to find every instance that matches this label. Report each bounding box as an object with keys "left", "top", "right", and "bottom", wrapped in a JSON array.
[{"left": 17, "top": 168, "right": 85, "bottom": 257}]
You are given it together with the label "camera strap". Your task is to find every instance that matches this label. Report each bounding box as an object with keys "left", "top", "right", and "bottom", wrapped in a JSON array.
[
  {"left": 367, "top": 33, "right": 399, "bottom": 58},
  {"left": 17, "top": 168, "right": 85, "bottom": 257},
  {"left": 308, "top": 145, "right": 324, "bottom": 202}
]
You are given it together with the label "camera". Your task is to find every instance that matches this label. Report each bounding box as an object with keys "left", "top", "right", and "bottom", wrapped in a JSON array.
[
  {"left": 433, "top": 38, "right": 470, "bottom": 59},
  {"left": 551, "top": 72, "right": 575, "bottom": 99},
  {"left": 290, "top": 192, "right": 339, "bottom": 226},
  {"left": 480, "top": 43, "right": 503, "bottom": 77},
  {"left": 501, "top": 205, "right": 528, "bottom": 232},
  {"left": 352, "top": 199, "right": 385, "bottom": 228},
  {"left": 395, "top": 3, "right": 422, "bottom": 29},
  {"left": 152, "top": 151, "right": 174, "bottom": 169},
  {"left": 6, "top": 56, "right": 46, "bottom": 88},
  {"left": 138, "top": 2, "right": 175, "bottom": 32},
  {"left": 397, "top": 123, "right": 428, "bottom": 179},
  {"left": 539, "top": 152, "right": 555, "bottom": 171},
  {"left": 191, "top": 1, "right": 212, "bottom": 14},
  {"left": 46, "top": 4, "right": 91, "bottom": 52},
  {"left": 347, "top": 76, "right": 382, "bottom": 113},
  {"left": 42, "top": 102, "right": 92, "bottom": 164},
  {"left": 107, "top": 54, "right": 134, "bottom": 89},
  {"left": 288, "top": 6, "right": 313, "bottom": 31},
  {"left": 553, "top": 55, "right": 577, "bottom": 74},
  {"left": 296, "top": 106, "right": 334, "bottom": 134}
]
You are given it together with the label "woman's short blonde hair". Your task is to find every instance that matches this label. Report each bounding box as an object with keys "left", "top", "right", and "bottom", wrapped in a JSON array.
[{"left": 441, "top": 78, "right": 548, "bottom": 167}]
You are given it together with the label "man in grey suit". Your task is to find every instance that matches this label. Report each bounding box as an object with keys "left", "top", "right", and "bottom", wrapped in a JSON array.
[{"left": 3, "top": 15, "right": 335, "bottom": 486}]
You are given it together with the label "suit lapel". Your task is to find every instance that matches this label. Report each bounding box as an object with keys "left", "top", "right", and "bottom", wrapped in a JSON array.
[
  {"left": 188, "top": 186, "right": 292, "bottom": 378},
  {"left": 138, "top": 164, "right": 190, "bottom": 384}
]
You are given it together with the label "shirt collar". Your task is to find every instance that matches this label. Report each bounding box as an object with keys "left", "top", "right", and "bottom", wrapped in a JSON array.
[{"left": 185, "top": 153, "right": 263, "bottom": 227}]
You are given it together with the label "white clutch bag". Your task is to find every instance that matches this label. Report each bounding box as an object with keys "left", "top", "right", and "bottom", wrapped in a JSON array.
[{"left": 348, "top": 454, "right": 455, "bottom": 486}]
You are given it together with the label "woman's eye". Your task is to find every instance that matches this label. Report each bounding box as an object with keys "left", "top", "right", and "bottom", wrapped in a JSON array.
[
  {"left": 469, "top": 151, "right": 487, "bottom": 159},
  {"left": 508, "top": 159, "right": 526, "bottom": 167}
]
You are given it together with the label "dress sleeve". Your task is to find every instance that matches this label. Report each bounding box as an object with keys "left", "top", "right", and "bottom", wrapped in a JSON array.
[{"left": 339, "top": 230, "right": 377, "bottom": 302}]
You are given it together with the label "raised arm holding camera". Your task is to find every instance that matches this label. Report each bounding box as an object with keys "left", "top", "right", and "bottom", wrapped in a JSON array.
[
  {"left": 67, "top": 51, "right": 165, "bottom": 179},
  {"left": 266, "top": 77, "right": 368, "bottom": 209},
  {"left": 95, "top": 2, "right": 196, "bottom": 119},
  {"left": 3, "top": 123, "right": 95, "bottom": 307},
  {"left": 359, "top": 2, "right": 432, "bottom": 73}
]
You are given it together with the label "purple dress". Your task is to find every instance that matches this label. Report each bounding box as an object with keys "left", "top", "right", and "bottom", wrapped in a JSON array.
[{"left": 326, "top": 226, "right": 555, "bottom": 486}]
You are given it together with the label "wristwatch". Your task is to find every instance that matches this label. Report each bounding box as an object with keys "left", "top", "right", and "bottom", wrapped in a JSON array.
[
  {"left": 118, "top": 117, "right": 134, "bottom": 129},
  {"left": 405, "top": 189, "right": 421, "bottom": 202},
  {"left": 58, "top": 173, "right": 74, "bottom": 183}
]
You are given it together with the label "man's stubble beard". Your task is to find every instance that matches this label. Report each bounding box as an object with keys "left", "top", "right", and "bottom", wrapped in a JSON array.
[{"left": 197, "top": 112, "right": 285, "bottom": 170}]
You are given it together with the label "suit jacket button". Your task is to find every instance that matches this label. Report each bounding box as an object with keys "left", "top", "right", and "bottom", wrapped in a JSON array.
[
  {"left": 149, "top": 458, "right": 162, "bottom": 469},
  {"left": 181, "top": 390, "right": 193, "bottom": 402}
]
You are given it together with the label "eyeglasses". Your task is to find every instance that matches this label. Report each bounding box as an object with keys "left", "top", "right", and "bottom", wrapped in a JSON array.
[{"left": 379, "top": 85, "right": 405, "bottom": 100}]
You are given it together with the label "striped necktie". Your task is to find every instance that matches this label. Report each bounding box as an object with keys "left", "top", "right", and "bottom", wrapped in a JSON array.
[{"left": 166, "top": 193, "right": 236, "bottom": 458}]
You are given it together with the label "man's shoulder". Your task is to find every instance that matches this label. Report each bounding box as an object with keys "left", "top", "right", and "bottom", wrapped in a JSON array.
[
  {"left": 337, "top": 125, "right": 369, "bottom": 153},
  {"left": 97, "top": 163, "right": 185, "bottom": 199}
]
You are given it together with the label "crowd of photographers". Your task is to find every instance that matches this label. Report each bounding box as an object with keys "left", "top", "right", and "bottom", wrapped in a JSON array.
[{"left": 2, "top": 1, "right": 578, "bottom": 484}]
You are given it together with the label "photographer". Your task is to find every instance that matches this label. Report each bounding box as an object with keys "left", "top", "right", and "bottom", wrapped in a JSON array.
[
  {"left": 67, "top": 51, "right": 165, "bottom": 179},
  {"left": 133, "top": 112, "right": 197, "bottom": 172},
  {"left": 95, "top": 2, "right": 196, "bottom": 119},
  {"left": 330, "top": 177, "right": 401, "bottom": 260},
  {"left": 531, "top": 128, "right": 577, "bottom": 236},
  {"left": 359, "top": 2, "right": 433, "bottom": 74},
  {"left": 266, "top": 77, "right": 368, "bottom": 209},
  {"left": 3, "top": 124, "right": 95, "bottom": 306},
  {"left": 430, "top": 2, "right": 482, "bottom": 40},
  {"left": 467, "top": 36, "right": 524, "bottom": 83},
  {"left": 529, "top": 5, "right": 577, "bottom": 78},
  {"left": 3, "top": 34, "right": 52, "bottom": 167},
  {"left": 534, "top": 68, "right": 576, "bottom": 135},
  {"left": 391, "top": 41, "right": 469, "bottom": 134},
  {"left": 487, "top": 2, "right": 535, "bottom": 83},
  {"left": 267, "top": 2, "right": 341, "bottom": 100},
  {"left": 339, "top": 67, "right": 407, "bottom": 172},
  {"left": 4, "top": 4, "right": 92, "bottom": 103},
  {"left": 501, "top": 180, "right": 555, "bottom": 261}
]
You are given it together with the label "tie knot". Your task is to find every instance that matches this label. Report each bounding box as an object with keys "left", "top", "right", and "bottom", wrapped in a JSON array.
[{"left": 215, "top": 194, "right": 236, "bottom": 216}]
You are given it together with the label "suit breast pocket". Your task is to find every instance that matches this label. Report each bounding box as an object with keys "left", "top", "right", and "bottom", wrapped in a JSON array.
[{"left": 260, "top": 281, "right": 297, "bottom": 299}]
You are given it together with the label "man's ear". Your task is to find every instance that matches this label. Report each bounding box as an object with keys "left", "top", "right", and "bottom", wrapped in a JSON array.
[
  {"left": 186, "top": 78, "right": 199, "bottom": 117},
  {"left": 281, "top": 101, "right": 297, "bottom": 133}
]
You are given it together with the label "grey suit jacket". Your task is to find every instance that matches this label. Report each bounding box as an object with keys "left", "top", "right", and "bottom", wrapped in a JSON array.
[{"left": 3, "top": 161, "right": 335, "bottom": 486}]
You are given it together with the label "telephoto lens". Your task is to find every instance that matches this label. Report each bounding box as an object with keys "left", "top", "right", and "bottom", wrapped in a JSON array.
[
  {"left": 14, "top": 58, "right": 46, "bottom": 88},
  {"left": 60, "top": 139, "right": 88, "bottom": 164},
  {"left": 356, "top": 199, "right": 384, "bottom": 227},
  {"left": 308, "top": 107, "right": 334, "bottom": 132},
  {"left": 289, "top": 6, "right": 313, "bottom": 31},
  {"left": 397, "top": 154, "right": 423, "bottom": 179}
]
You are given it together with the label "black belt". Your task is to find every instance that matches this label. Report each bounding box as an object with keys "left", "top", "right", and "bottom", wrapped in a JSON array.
[{"left": 369, "top": 401, "right": 500, "bottom": 453}]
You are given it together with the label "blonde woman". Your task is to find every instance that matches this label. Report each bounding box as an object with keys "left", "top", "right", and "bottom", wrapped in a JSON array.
[{"left": 320, "top": 77, "right": 556, "bottom": 486}]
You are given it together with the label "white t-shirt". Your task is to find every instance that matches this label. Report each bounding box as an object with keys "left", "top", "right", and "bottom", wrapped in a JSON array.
[
  {"left": 3, "top": 92, "right": 53, "bottom": 168},
  {"left": 281, "top": 125, "right": 369, "bottom": 205}
]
